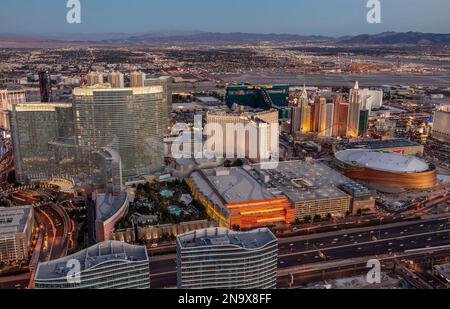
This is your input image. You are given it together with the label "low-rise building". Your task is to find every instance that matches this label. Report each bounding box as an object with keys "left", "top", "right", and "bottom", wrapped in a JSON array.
[
  {"left": 339, "top": 182, "right": 375, "bottom": 215},
  {"left": 189, "top": 160, "right": 357, "bottom": 226},
  {"left": 188, "top": 167, "right": 295, "bottom": 230},
  {"left": 0, "top": 206, "right": 35, "bottom": 262},
  {"left": 94, "top": 189, "right": 130, "bottom": 242},
  {"left": 253, "top": 161, "right": 352, "bottom": 219}
]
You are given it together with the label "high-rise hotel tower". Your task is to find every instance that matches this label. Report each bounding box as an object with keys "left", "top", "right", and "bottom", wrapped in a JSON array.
[
  {"left": 73, "top": 77, "right": 171, "bottom": 177},
  {"left": 348, "top": 81, "right": 362, "bottom": 137},
  {"left": 177, "top": 227, "right": 278, "bottom": 289}
]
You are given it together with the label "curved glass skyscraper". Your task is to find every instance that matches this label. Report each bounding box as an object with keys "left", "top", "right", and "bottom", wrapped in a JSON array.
[
  {"left": 73, "top": 77, "right": 171, "bottom": 178},
  {"left": 34, "top": 241, "right": 150, "bottom": 289},
  {"left": 177, "top": 227, "right": 278, "bottom": 289}
]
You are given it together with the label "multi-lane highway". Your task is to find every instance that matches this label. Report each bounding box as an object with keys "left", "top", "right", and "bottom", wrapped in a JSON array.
[
  {"left": 277, "top": 249, "right": 450, "bottom": 288},
  {"left": 149, "top": 216, "right": 450, "bottom": 288},
  {"left": 0, "top": 272, "right": 31, "bottom": 289},
  {"left": 36, "top": 204, "right": 69, "bottom": 261},
  {"left": 276, "top": 217, "right": 450, "bottom": 267}
]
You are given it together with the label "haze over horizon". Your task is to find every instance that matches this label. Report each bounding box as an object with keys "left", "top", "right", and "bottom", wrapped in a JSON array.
[{"left": 1, "top": 0, "right": 450, "bottom": 37}]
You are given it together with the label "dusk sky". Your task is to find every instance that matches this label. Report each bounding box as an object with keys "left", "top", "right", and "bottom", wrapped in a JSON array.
[{"left": 1, "top": 0, "right": 450, "bottom": 37}]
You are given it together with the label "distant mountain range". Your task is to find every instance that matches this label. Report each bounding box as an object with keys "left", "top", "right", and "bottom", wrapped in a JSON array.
[
  {"left": 1, "top": 31, "right": 450, "bottom": 46},
  {"left": 338, "top": 31, "right": 450, "bottom": 45},
  {"left": 116, "top": 31, "right": 332, "bottom": 44}
]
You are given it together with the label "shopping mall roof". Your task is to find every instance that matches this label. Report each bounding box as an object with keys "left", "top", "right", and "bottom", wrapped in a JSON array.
[
  {"left": 195, "top": 96, "right": 221, "bottom": 103},
  {"left": 191, "top": 161, "right": 355, "bottom": 206},
  {"left": 35, "top": 241, "right": 148, "bottom": 280},
  {"left": 177, "top": 227, "right": 276, "bottom": 250},
  {"left": 252, "top": 161, "right": 352, "bottom": 203},
  {"left": 335, "top": 149, "right": 431, "bottom": 174},
  {"left": 190, "top": 167, "right": 276, "bottom": 207}
]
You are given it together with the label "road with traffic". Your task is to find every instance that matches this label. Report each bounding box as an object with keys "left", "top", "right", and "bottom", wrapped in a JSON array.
[{"left": 149, "top": 216, "right": 450, "bottom": 288}]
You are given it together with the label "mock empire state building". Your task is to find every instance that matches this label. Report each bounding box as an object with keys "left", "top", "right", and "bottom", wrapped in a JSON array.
[
  {"left": 290, "top": 85, "right": 311, "bottom": 135},
  {"left": 299, "top": 85, "right": 312, "bottom": 134},
  {"left": 348, "top": 81, "right": 362, "bottom": 138}
]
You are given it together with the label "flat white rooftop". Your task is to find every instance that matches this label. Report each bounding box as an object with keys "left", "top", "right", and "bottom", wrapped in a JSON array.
[
  {"left": 191, "top": 167, "right": 276, "bottom": 209},
  {"left": 253, "top": 161, "right": 352, "bottom": 203},
  {"left": 0, "top": 206, "right": 32, "bottom": 235},
  {"left": 178, "top": 227, "right": 276, "bottom": 250},
  {"left": 190, "top": 161, "right": 354, "bottom": 206},
  {"left": 35, "top": 241, "right": 148, "bottom": 280},
  {"left": 196, "top": 96, "right": 221, "bottom": 103}
]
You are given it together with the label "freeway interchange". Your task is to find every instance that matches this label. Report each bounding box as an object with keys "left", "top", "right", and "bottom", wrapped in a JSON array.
[
  {"left": 0, "top": 186, "right": 75, "bottom": 288},
  {"left": 149, "top": 215, "right": 450, "bottom": 289}
]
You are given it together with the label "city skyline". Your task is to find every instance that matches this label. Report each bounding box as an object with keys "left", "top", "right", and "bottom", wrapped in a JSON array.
[
  {"left": 0, "top": 0, "right": 450, "bottom": 37},
  {"left": 1, "top": 0, "right": 450, "bottom": 295}
]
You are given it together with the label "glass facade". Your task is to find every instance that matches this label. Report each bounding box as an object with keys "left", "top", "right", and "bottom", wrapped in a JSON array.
[
  {"left": 9, "top": 103, "right": 73, "bottom": 182},
  {"left": 35, "top": 260, "right": 150, "bottom": 289},
  {"left": 358, "top": 110, "right": 370, "bottom": 137},
  {"left": 73, "top": 79, "right": 171, "bottom": 178},
  {"left": 226, "top": 85, "right": 289, "bottom": 109},
  {"left": 177, "top": 228, "right": 278, "bottom": 289},
  {"left": 34, "top": 241, "right": 150, "bottom": 289}
]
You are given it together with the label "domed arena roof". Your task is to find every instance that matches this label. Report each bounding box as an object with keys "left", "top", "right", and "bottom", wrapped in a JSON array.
[{"left": 335, "top": 149, "right": 430, "bottom": 174}]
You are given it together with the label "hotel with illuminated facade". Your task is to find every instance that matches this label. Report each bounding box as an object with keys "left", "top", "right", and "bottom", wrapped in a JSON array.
[
  {"left": 432, "top": 104, "right": 450, "bottom": 143},
  {"left": 6, "top": 75, "right": 171, "bottom": 184},
  {"left": 205, "top": 108, "right": 279, "bottom": 161},
  {"left": 0, "top": 89, "right": 27, "bottom": 130},
  {"left": 188, "top": 167, "right": 295, "bottom": 230},
  {"left": 290, "top": 83, "right": 369, "bottom": 139},
  {"left": 9, "top": 102, "right": 73, "bottom": 182}
]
